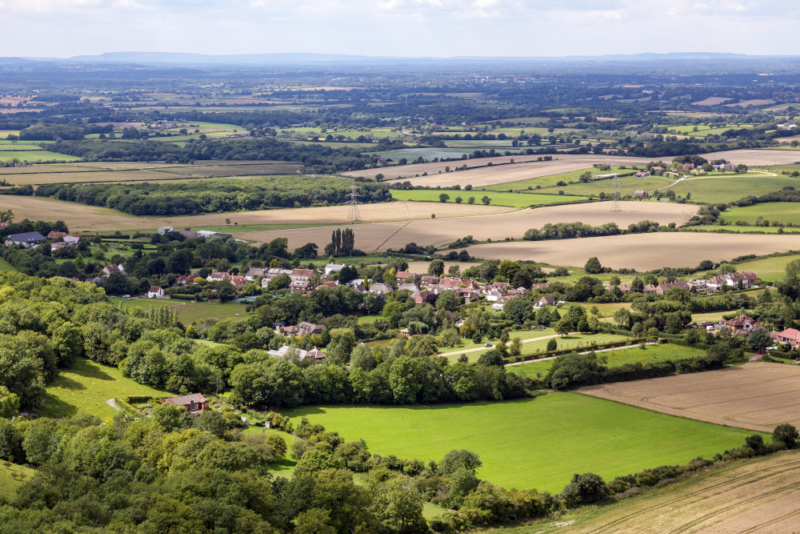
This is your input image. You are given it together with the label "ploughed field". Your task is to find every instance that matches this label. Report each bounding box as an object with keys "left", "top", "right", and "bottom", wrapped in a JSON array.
[
  {"left": 456, "top": 232, "right": 800, "bottom": 271},
  {"left": 285, "top": 394, "right": 755, "bottom": 493},
  {"left": 578, "top": 362, "right": 800, "bottom": 433}
]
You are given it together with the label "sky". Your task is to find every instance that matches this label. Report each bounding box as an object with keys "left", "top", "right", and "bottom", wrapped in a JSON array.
[{"left": 0, "top": 0, "right": 797, "bottom": 58}]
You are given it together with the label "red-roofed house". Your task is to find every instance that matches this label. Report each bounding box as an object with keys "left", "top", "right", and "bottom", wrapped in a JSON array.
[
  {"left": 48, "top": 231, "right": 68, "bottom": 240},
  {"left": 164, "top": 393, "right": 209, "bottom": 414},
  {"left": 772, "top": 328, "right": 800, "bottom": 349}
]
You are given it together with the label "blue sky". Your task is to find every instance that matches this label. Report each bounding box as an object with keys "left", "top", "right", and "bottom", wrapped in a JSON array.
[{"left": 1, "top": 0, "right": 795, "bottom": 58}]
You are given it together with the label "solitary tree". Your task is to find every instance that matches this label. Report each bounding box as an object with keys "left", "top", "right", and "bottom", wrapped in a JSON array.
[
  {"left": 439, "top": 193, "right": 450, "bottom": 203},
  {"left": 747, "top": 327, "right": 771, "bottom": 354},
  {"left": 584, "top": 257, "right": 603, "bottom": 274}
]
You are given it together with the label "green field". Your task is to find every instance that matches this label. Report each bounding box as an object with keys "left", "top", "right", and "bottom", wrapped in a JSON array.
[
  {"left": 698, "top": 253, "right": 800, "bottom": 282},
  {"left": 39, "top": 357, "right": 169, "bottom": 422},
  {"left": 110, "top": 297, "right": 247, "bottom": 324},
  {"left": 720, "top": 202, "right": 800, "bottom": 225},
  {"left": 0, "top": 258, "right": 15, "bottom": 271},
  {"left": 389, "top": 189, "right": 588, "bottom": 208},
  {"left": 537, "top": 175, "right": 673, "bottom": 198},
  {"left": 507, "top": 343, "right": 708, "bottom": 378},
  {"left": 285, "top": 394, "right": 757, "bottom": 492},
  {"left": 666, "top": 175, "right": 800, "bottom": 203},
  {"left": 0, "top": 150, "right": 82, "bottom": 163},
  {"left": 0, "top": 462, "right": 35, "bottom": 499},
  {"left": 484, "top": 166, "right": 642, "bottom": 192}
]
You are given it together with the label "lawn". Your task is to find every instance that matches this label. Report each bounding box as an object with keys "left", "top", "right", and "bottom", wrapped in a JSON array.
[
  {"left": 284, "top": 394, "right": 758, "bottom": 492},
  {"left": 0, "top": 462, "right": 35, "bottom": 499},
  {"left": 720, "top": 202, "right": 800, "bottom": 225},
  {"left": 453, "top": 332, "right": 630, "bottom": 363},
  {"left": 507, "top": 343, "right": 708, "bottom": 379},
  {"left": 110, "top": 297, "right": 247, "bottom": 324},
  {"left": 38, "top": 357, "right": 169, "bottom": 422},
  {"left": 389, "top": 189, "right": 588, "bottom": 208}
]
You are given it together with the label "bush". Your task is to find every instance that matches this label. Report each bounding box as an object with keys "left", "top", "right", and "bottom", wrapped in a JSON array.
[{"left": 773, "top": 423, "right": 799, "bottom": 449}]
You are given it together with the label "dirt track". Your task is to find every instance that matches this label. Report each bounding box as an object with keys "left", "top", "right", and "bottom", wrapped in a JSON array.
[{"left": 578, "top": 362, "right": 800, "bottom": 433}]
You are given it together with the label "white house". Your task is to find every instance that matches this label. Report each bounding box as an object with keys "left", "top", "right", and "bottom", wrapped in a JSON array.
[
  {"left": 147, "top": 286, "right": 165, "bottom": 299},
  {"left": 324, "top": 263, "right": 346, "bottom": 276}
]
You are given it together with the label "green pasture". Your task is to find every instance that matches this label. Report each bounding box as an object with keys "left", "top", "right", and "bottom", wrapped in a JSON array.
[
  {"left": 697, "top": 253, "right": 800, "bottom": 283},
  {"left": 0, "top": 142, "right": 42, "bottom": 151},
  {"left": 109, "top": 297, "right": 247, "bottom": 324},
  {"left": 441, "top": 328, "right": 558, "bottom": 356},
  {"left": 666, "top": 175, "right": 800, "bottom": 203},
  {"left": 535, "top": 175, "right": 673, "bottom": 198},
  {"left": 390, "top": 189, "right": 588, "bottom": 208},
  {"left": 720, "top": 202, "right": 800, "bottom": 225},
  {"left": 38, "top": 357, "right": 169, "bottom": 422},
  {"left": 507, "top": 343, "right": 708, "bottom": 379},
  {"left": 0, "top": 259, "right": 15, "bottom": 271},
  {"left": 0, "top": 150, "right": 82, "bottom": 163},
  {"left": 0, "top": 462, "right": 35, "bottom": 499},
  {"left": 483, "top": 166, "right": 641, "bottom": 192},
  {"left": 285, "top": 394, "right": 758, "bottom": 492},
  {"left": 450, "top": 332, "right": 630, "bottom": 362}
]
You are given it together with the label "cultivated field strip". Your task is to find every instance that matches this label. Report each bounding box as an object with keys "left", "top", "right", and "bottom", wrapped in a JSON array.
[
  {"left": 579, "top": 362, "right": 800, "bottom": 432},
  {"left": 560, "top": 453, "right": 800, "bottom": 534},
  {"left": 240, "top": 201, "right": 697, "bottom": 250},
  {"left": 457, "top": 232, "right": 800, "bottom": 271}
]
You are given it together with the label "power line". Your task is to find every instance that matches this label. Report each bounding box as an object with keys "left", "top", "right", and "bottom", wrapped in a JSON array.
[
  {"left": 347, "top": 184, "right": 361, "bottom": 223},
  {"left": 611, "top": 174, "right": 620, "bottom": 212}
]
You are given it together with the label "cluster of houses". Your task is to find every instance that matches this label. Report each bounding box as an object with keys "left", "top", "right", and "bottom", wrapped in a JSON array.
[
  {"left": 4, "top": 230, "right": 82, "bottom": 249},
  {"left": 690, "top": 313, "right": 800, "bottom": 354},
  {"left": 603, "top": 272, "right": 758, "bottom": 296}
]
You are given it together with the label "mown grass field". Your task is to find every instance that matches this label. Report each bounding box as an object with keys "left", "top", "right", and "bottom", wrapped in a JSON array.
[
  {"left": 719, "top": 202, "right": 800, "bottom": 225},
  {"left": 285, "top": 394, "right": 757, "bottom": 492},
  {"left": 389, "top": 189, "right": 588, "bottom": 208},
  {"left": 39, "top": 357, "right": 169, "bottom": 422},
  {"left": 110, "top": 298, "right": 247, "bottom": 324},
  {"left": 507, "top": 343, "right": 708, "bottom": 378},
  {"left": 0, "top": 462, "right": 35, "bottom": 499}
]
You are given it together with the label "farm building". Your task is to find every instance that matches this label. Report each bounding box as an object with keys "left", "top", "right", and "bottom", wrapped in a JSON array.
[
  {"left": 147, "top": 286, "right": 165, "bottom": 299},
  {"left": 4, "top": 231, "right": 46, "bottom": 248}
]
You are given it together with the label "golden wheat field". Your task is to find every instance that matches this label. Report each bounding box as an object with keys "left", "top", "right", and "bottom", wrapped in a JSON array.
[
  {"left": 548, "top": 451, "right": 800, "bottom": 534},
  {"left": 579, "top": 362, "right": 800, "bottom": 433},
  {"left": 456, "top": 232, "right": 800, "bottom": 270},
  {"left": 238, "top": 201, "right": 698, "bottom": 251}
]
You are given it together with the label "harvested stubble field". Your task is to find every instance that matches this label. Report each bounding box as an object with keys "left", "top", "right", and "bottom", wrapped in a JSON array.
[
  {"left": 699, "top": 149, "right": 800, "bottom": 166},
  {"left": 240, "top": 201, "right": 697, "bottom": 251},
  {"left": 579, "top": 362, "right": 800, "bottom": 433},
  {"left": 457, "top": 232, "right": 800, "bottom": 271},
  {"left": 349, "top": 155, "right": 652, "bottom": 188},
  {"left": 0, "top": 195, "right": 511, "bottom": 233},
  {"left": 691, "top": 96, "right": 732, "bottom": 106},
  {"left": 507, "top": 451, "right": 800, "bottom": 534},
  {"left": 0, "top": 162, "right": 303, "bottom": 185}
]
